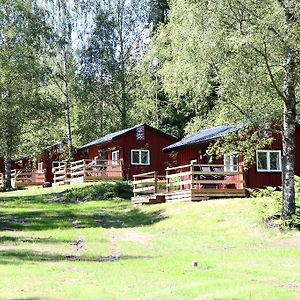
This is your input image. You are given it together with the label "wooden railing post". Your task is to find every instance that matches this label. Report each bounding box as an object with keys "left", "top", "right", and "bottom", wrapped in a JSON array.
[
  {"left": 166, "top": 169, "right": 169, "bottom": 192},
  {"left": 133, "top": 176, "right": 137, "bottom": 197},
  {"left": 190, "top": 164, "right": 194, "bottom": 190},
  {"left": 154, "top": 171, "right": 158, "bottom": 194}
]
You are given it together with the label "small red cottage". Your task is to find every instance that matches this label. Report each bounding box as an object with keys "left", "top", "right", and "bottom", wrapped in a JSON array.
[
  {"left": 163, "top": 124, "right": 300, "bottom": 190},
  {"left": 10, "top": 141, "right": 66, "bottom": 187},
  {"left": 73, "top": 124, "right": 177, "bottom": 182},
  {"left": 131, "top": 124, "right": 300, "bottom": 204}
]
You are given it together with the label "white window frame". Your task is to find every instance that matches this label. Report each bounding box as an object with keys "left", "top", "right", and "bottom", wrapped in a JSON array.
[
  {"left": 37, "top": 162, "right": 44, "bottom": 173},
  {"left": 131, "top": 149, "right": 150, "bottom": 166},
  {"left": 112, "top": 150, "right": 120, "bottom": 166},
  {"left": 190, "top": 159, "right": 197, "bottom": 164},
  {"left": 256, "top": 150, "right": 282, "bottom": 172},
  {"left": 224, "top": 153, "right": 238, "bottom": 172}
]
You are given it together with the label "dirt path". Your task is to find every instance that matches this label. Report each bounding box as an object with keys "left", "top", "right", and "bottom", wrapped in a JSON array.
[{"left": 107, "top": 229, "right": 120, "bottom": 261}]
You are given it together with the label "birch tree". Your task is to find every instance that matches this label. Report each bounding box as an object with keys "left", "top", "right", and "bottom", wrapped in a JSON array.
[
  {"left": 148, "top": 0, "right": 300, "bottom": 218},
  {"left": 0, "top": 0, "right": 54, "bottom": 189}
]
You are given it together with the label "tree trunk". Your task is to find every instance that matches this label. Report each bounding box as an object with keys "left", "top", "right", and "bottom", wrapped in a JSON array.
[
  {"left": 118, "top": 0, "right": 127, "bottom": 130},
  {"left": 282, "top": 101, "right": 296, "bottom": 218},
  {"left": 64, "top": 86, "right": 73, "bottom": 161},
  {"left": 63, "top": 46, "right": 73, "bottom": 162},
  {"left": 281, "top": 0, "right": 297, "bottom": 219},
  {"left": 4, "top": 158, "right": 12, "bottom": 190}
]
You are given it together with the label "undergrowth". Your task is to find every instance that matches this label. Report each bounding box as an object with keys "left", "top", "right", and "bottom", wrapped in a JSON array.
[
  {"left": 61, "top": 182, "right": 133, "bottom": 202},
  {"left": 249, "top": 176, "right": 300, "bottom": 230}
]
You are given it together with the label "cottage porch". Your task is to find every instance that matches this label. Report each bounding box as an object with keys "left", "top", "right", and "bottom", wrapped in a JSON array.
[
  {"left": 132, "top": 163, "right": 246, "bottom": 204},
  {"left": 52, "top": 159, "right": 124, "bottom": 185},
  {"left": 10, "top": 169, "right": 46, "bottom": 188}
]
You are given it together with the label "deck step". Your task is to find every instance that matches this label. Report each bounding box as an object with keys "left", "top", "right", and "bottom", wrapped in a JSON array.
[{"left": 131, "top": 194, "right": 166, "bottom": 205}]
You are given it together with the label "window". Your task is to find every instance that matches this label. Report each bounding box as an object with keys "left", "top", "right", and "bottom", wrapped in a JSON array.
[
  {"left": 112, "top": 150, "right": 120, "bottom": 166},
  {"left": 131, "top": 149, "right": 150, "bottom": 165},
  {"left": 256, "top": 150, "right": 281, "bottom": 172},
  {"left": 224, "top": 154, "right": 238, "bottom": 172},
  {"left": 37, "top": 162, "right": 44, "bottom": 173}
]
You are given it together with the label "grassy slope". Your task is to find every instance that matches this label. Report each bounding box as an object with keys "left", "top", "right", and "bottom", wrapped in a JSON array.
[{"left": 0, "top": 185, "right": 299, "bottom": 300}]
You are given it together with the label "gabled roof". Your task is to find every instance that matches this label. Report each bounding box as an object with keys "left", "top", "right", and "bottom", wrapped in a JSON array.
[
  {"left": 164, "top": 124, "right": 241, "bottom": 151},
  {"left": 77, "top": 123, "right": 176, "bottom": 150},
  {"left": 14, "top": 140, "right": 66, "bottom": 162}
]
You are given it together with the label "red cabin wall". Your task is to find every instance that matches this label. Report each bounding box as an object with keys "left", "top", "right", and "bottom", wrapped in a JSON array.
[
  {"left": 77, "top": 126, "right": 177, "bottom": 180},
  {"left": 12, "top": 148, "right": 63, "bottom": 184},
  {"left": 246, "top": 132, "right": 282, "bottom": 189},
  {"left": 39, "top": 150, "right": 62, "bottom": 183},
  {"left": 168, "top": 127, "right": 300, "bottom": 190},
  {"left": 0, "top": 159, "right": 4, "bottom": 174}
]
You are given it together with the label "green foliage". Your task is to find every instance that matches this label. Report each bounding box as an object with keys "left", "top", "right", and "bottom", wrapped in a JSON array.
[
  {"left": 0, "top": 0, "right": 57, "bottom": 164},
  {"left": 208, "top": 128, "right": 274, "bottom": 165},
  {"left": 62, "top": 182, "right": 133, "bottom": 202},
  {"left": 250, "top": 176, "right": 300, "bottom": 229}
]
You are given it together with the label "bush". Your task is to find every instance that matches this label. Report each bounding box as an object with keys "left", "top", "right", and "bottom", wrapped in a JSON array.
[
  {"left": 63, "top": 182, "right": 133, "bottom": 202},
  {"left": 250, "top": 177, "right": 300, "bottom": 230}
]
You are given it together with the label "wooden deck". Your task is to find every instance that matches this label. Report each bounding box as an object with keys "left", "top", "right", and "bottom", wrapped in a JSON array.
[
  {"left": 52, "top": 159, "right": 124, "bottom": 185},
  {"left": 132, "top": 164, "right": 246, "bottom": 204},
  {"left": 69, "top": 159, "right": 123, "bottom": 184},
  {"left": 11, "top": 169, "right": 46, "bottom": 188}
]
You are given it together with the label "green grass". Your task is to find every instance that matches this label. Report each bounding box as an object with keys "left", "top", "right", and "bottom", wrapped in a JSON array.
[{"left": 0, "top": 184, "right": 299, "bottom": 299}]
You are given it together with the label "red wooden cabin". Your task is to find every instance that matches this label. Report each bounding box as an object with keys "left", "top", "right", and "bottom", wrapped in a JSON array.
[
  {"left": 73, "top": 124, "right": 177, "bottom": 182},
  {"left": 131, "top": 124, "right": 300, "bottom": 204},
  {"left": 10, "top": 141, "right": 65, "bottom": 187},
  {"left": 163, "top": 124, "right": 300, "bottom": 189}
]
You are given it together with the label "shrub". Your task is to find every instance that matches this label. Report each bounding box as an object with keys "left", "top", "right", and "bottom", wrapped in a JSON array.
[
  {"left": 63, "top": 182, "right": 133, "bottom": 202},
  {"left": 250, "top": 176, "right": 300, "bottom": 230}
]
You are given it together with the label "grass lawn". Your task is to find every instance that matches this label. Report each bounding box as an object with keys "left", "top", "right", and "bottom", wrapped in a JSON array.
[{"left": 0, "top": 184, "right": 299, "bottom": 299}]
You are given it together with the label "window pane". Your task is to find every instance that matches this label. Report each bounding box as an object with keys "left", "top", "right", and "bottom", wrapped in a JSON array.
[
  {"left": 141, "top": 151, "right": 149, "bottom": 164},
  {"left": 224, "top": 154, "right": 238, "bottom": 172},
  {"left": 112, "top": 151, "right": 119, "bottom": 161},
  {"left": 270, "top": 152, "right": 280, "bottom": 170},
  {"left": 224, "top": 154, "right": 231, "bottom": 172},
  {"left": 257, "top": 152, "right": 267, "bottom": 170},
  {"left": 132, "top": 151, "right": 140, "bottom": 164},
  {"left": 232, "top": 155, "right": 238, "bottom": 172}
]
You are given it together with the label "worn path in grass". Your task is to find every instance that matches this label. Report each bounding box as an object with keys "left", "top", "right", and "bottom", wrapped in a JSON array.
[{"left": 0, "top": 184, "right": 299, "bottom": 299}]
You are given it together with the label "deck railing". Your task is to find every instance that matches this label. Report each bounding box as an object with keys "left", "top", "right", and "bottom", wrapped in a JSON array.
[
  {"left": 0, "top": 173, "right": 3, "bottom": 187},
  {"left": 133, "top": 171, "right": 166, "bottom": 197},
  {"left": 166, "top": 164, "right": 245, "bottom": 192},
  {"left": 70, "top": 159, "right": 123, "bottom": 179},
  {"left": 11, "top": 169, "right": 46, "bottom": 184},
  {"left": 52, "top": 162, "right": 69, "bottom": 184}
]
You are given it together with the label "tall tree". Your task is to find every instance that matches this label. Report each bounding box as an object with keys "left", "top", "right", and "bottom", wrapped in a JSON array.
[
  {"left": 44, "top": 0, "right": 76, "bottom": 160},
  {"left": 0, "top": 0, "right": 54, "bottom": 189},
  {"left": 145, "top": 0, "right": 299, "bottom": 218},
  {"left": 77, "top": 0, "right": 149, "bottom": 137}
]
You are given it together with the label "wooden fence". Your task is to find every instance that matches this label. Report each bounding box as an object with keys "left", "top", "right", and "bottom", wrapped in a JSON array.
[
  {"left": 52, "top": 162, "right": 69, "bottom": 185},
  {"left": 11, "top": 169, "right": 46, "bottom": 186},
  {"left": 70, "top": 159, "right": 123, "bottom": 180},
  {"left": 133, "top": 171, "right": 166, "bottom": 197},
  {"left": 166, "top": 164, "right": 245, "bottom": 192}
]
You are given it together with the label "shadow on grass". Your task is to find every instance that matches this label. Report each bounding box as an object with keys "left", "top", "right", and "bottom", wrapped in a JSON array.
[
  {"left": 0, "top": 236, "right": 71, "bottom": 244},
  {"left": 0, "top": 249, "right": 153, "bottom": 265},
  {"left": 0, "top": 207, "right": 166, "bottom": 231},
  {"left": 10, "top": 298, "right": 50, "bottom": 300}
]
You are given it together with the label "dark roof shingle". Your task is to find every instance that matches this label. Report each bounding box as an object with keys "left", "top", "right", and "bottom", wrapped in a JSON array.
[
  {"left": 77, "top": 124, "right": 145, "bottom": 150},
  {"left": 164, "top": 124, "right": 240, "bottom": 151}
]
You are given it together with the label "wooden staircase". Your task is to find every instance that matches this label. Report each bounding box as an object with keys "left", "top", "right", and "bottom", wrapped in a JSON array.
[{"left": 131, "top": 193, "right": 166, "bottom": 205}]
